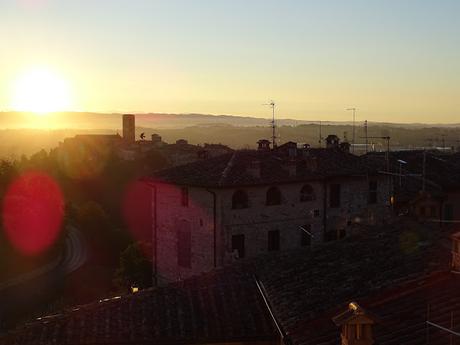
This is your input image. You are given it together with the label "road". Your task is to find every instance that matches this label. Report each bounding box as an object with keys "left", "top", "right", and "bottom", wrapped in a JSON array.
[{"left": 0, "top": 226, "right": 88, "bottom": 330}]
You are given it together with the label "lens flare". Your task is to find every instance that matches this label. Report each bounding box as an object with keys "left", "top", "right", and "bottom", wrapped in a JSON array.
[
  {"left": 122, "top": 181, "right": 154, "bottom": 244},
  {"left": 2, "top": 171, "right": 64, "bottom": 256}
]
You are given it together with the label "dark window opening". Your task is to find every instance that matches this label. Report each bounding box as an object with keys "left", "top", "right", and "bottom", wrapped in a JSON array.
[
  {"left": 199, "top": 218, "right": 203, "bottom": 226},
  {"left": 181, "top": 187, "right": 189, "bottom": 207},
  {"left": 329, "top": 184, "right": 341, "bottom": 208},
  {"left": 420, "top": 206, "right": 426, "bottom": 216},
  {"left": 266, "top": 187, "right": 282, "bottom": 206},
  {"left": 232, "top": 190, "right": 249, "bottom": 209},
  {"left": 268, "top": 230, "right": 280, "bottom": 251},
  {"left": 232, "top": 234, "right": 245, "bottom": 259},
  {"left": 430, "top": 206, "right": 437, "bottom": 218},
  {"left": 325, "top": 229, "right": 346, "bottom": 242},
  {"left": 314, "top": 209, "right": 320, "bottom": 217},
  {"left": 300, "top": 184, "right": 315, "bottom": 202},
  {"left": 177, "top": 220, "right": 191, "bottom": 268},
  {"left": 368, "top": 180, "right": 377, "bottom": 204},
  {"left": 300, "top": 224, "right": 312, "bottom": 246}
]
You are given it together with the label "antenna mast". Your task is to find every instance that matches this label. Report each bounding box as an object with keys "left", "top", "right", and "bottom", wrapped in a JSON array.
[
  {"left": 263, "top": 100, "right": 277, "bottom": 148},
  {"left": 319, "top": 121, "right": 323, "bottom": 148},
  {"left": 346, "top": 108, "right": 357, "bottom": 153},
  {"left": 364, "top": 120, "right": 368, "bottom": 153}
]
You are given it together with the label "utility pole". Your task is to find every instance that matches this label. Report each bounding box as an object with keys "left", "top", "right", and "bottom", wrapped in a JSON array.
[
  {"left": 319, "top": 121, "right": 323, "bottom": 148},
  {"left": 347, "top": 108, "right": 357, "bottom": 154},
  {"left": 364, "top": 120, "right": 368, "bottom": 154},
  {"left": 422, "top": 150, "right": 427, "bottom": 192}
]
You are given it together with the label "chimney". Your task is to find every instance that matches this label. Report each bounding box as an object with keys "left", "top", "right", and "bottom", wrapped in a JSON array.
[
  {"left": 452, "top": 232, "right": 460, "bottom": 272},
  {"left": 340, "top": 142, "right": 351, "bottom": 153},
  {"left": 332, "top": 302, "right": 376, "bottom": 345},
  {"left": 257, "top": 139, "right": 271, "bottom": 151},
  {"left": 326, "top": 135, "right": 340, "bottom": 149},
  {"left": 151, "top": 133, "right": 162, "bottom": 143},
  {"left": 247, "top": 160, "right": 261, "bottom": 178}
]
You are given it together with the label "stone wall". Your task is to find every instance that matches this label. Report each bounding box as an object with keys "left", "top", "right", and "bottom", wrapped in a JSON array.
[{"left": 151, "top": 175, "right": 391, "bottom": 284}]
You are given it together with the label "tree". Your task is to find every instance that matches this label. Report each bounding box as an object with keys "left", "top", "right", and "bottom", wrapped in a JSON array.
[{"left": 115, "top": 241, "right": 152, "bottom": 290}]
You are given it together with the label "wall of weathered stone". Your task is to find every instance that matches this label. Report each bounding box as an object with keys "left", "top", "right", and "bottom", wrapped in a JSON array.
[
  {"left": 151, "top": 174, "right": 391, "bottom": 284},
  {"left": 153, "top": 184, "right": 217, "bottom": 284}
]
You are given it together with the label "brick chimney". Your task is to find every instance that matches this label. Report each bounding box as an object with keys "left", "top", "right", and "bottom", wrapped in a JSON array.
[
  {"left": 340, "top": 142, "right": 351, "bottom": 153},
  {"left": 332, "top": 302, "right": 376, "bottom": 345},
  {"left": 326, "top": 134, "right": 340, "bottom": 149},
  {"left": 451, "top": 232, "right": 460, "bottom": 272},
  {"left": 257, "top": 139, "right": 271, "bottom": 151},
  {"left": 247, "top": 160, "right": 261, "bottom": 178}
]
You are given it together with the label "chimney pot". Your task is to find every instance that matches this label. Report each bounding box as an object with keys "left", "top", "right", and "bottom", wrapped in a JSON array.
[{"left": 257, "top": 139, "right": 271, "bottom": 151}]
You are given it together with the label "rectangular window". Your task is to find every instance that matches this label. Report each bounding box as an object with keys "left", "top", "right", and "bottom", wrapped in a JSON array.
[
  {"left": 268, "top": 230, "right": 280, "bottom": 251},
  {"left": 430, "top": 206, "right": 437, "bottom": 218},
  {"left": 330, "top": 184, "right": 341, "bottom": 208},
  {"left": 314, "top": 209, "right": 320, "bottom": 217},
  {"left": 300, "top": 225, "right": 312, "bottom": 247},
  {"left": 177, "top": 226, "right": 191, "bottom": 268},
  {"left": 368, "top": 180, "right": 377, "bottom": 204},
  {"left": 181, "top": 187, "right": 189, "bottom": 207},
  {"left": 232, "top": 234, "right": 245, "bottom": 259},
  {"left": 420, "top": 206, "right": 426, "bottom": 216}
]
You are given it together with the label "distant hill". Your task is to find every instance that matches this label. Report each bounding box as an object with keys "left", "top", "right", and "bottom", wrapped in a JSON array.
[
  {"left": 2, "top": 111, "right": 460, "bottom": 130},
  {"left": 0, "top": 112, "right": 459, "bottom": 158}
]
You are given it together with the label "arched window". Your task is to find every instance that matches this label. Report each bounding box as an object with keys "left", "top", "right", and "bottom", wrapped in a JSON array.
[
  {"left": 300, "top": 184, "right": 315, "bottom": 202},
  {"left": 266, "top": 186, "right": 282, "bottom": 206},
  {"left": 232, "top": 190, "right": 248, "bottom": 209}
]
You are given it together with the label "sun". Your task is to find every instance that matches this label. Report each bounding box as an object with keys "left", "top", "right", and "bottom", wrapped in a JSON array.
[{"left": 10, "top": 67, "right": 73, "bottom": 115}]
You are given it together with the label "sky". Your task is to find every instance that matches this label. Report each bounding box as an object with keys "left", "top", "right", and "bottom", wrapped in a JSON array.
[{"left": 0, "top": 0, "right": 459, "bottom": 123}]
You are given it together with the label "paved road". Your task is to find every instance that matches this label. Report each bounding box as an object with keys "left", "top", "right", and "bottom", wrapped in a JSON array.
[{"left": 0, "top": 226, "right": 88, "bottom": 330}]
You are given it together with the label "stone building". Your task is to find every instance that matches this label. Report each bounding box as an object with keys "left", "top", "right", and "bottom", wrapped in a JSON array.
[{"left": 144, "top": 137, "right": 392, "bottom": 284}]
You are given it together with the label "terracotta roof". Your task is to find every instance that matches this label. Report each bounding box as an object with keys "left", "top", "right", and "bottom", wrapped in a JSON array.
[
  {"left": 0, "top": 271, "right": 275, "bottom": 345},
  {"left": 365, "top": 151, "right": 460, "bottom": 191},
  {"left": 1, "top": 219, "right": 453, "bottom": 345},
  {"left": 148, "top": 148, "right": 376, "bottom": 187},
  {"left": 292, "top": 272, "right": 460, "bottom": 345}
]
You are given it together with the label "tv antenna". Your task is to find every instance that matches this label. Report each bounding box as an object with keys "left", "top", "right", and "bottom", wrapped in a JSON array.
[
  {"left": 319, "top": 121, "right": 323, "bottom": 147},
  {"left": 263, "top": 100, "right": 277, "bottom": 148},
  {"left": 346, "top": 108, "right": 357, "bottom": 153}
]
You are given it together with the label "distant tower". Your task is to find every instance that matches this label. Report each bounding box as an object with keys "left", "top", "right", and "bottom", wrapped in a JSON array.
[{"left": 123, "top": 114, "right": 135, "bottom": 143}]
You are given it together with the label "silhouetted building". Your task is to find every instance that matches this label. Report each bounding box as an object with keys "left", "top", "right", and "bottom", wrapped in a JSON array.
[
  {"left": 145, "top": 139, "right": 392, "bottom": 283},
  {"left": 123, "top": 114, "right": 135, "bottom": 143}
]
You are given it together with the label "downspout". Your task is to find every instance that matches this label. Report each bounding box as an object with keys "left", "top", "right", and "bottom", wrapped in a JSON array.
[
  {"left": 206, "top": 189, "right": 217, "bottom": 268},
  {"left": 323, "top": 179, "right": 328, "bottom": 241},
  {"left": 142, "top": 180, "right": 159, "bottom": 286},
  {"left": 152, "top": 184, "right": 158, "bottom": 286}
]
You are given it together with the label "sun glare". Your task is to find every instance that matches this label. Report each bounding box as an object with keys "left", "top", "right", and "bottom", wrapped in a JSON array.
[{"left": 10, "top": 67, "right": 73, "bottom": 114}]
